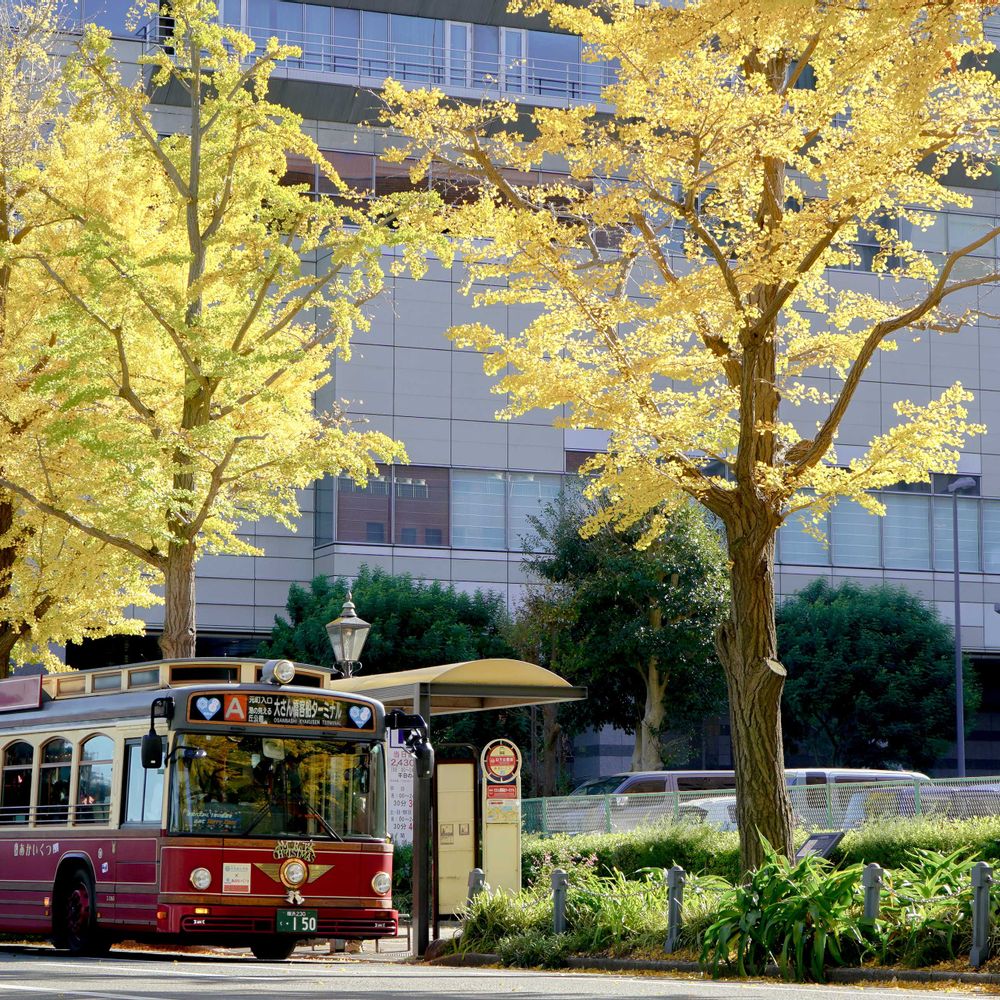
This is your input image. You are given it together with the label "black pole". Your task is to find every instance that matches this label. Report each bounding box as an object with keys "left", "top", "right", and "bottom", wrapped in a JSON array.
[{"left": 411, "top": 684, "right": 432, "bottom": 956}]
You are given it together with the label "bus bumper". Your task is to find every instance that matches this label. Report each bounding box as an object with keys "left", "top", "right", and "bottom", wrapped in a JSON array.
[{"left": 156, "top": 904, "right": 399, "bottom": 939}]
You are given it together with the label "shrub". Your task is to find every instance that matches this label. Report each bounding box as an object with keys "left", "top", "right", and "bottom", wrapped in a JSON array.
[
  {"left": 700, "top": 846, "right": 867, "bottom": 981},
  {"left": 393, "top": 843, "right": 413, "bottom": 913}
]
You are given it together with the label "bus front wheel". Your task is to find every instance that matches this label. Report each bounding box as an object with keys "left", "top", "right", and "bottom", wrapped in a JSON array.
[
  {"left": 55, "top": 869, "right": 111, "bottom": 957},
  {"left": 250, "top": 938, "right": 297, "bottom": 961}
]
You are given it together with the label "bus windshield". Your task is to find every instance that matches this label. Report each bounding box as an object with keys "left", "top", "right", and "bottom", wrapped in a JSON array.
[{"left": 169, "top": 733, "right": 385, "bottom": 840}]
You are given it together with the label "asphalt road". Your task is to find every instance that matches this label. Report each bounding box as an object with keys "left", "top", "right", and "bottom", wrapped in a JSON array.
[{"left": 0, "top": 947, "right": 978, "bottom": 1000}]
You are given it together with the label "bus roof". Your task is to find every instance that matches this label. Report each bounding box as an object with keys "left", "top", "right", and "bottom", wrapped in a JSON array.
[{"left": 0, "top": 659, "right": 384, "bottom": 733}]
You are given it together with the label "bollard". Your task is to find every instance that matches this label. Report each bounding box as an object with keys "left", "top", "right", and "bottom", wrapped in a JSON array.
[
  {"left": 665, "top": 865, "right": 686, "bottom": 953},
  {"left": 551, "top": 868, "right": 569, "bottom": 934},
  {"left": 970, "top": 861, "right": 993, "bottom": 968},
  {"left": 467, "top": 868, "right": 486, "bottom": 904},
  {"left": 861, "top": 863, "right": 883, "bottom": 922}
]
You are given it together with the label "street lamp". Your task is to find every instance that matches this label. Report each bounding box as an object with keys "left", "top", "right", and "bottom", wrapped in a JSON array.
[
  {"left": 325, "top": 591, "right": 371, "bottom": 678},
  {"left": 946, "top": 475, "right": 977, "bottom": 777}
]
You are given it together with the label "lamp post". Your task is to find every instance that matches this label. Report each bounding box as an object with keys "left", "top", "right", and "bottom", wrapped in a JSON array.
[
  {"left": 325, "top": 591, "right": 371, "bottom": 678},
  {"left": 946, "top": 476, "right": 977, "bottom": 777}
]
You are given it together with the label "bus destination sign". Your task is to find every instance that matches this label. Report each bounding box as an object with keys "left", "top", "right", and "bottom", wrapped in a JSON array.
[{"left": 186, "top": 691, "right": 376, "bottom": 732}]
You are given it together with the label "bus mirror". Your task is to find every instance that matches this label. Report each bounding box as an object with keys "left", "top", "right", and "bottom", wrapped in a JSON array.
[
  {"left": 416, "top": 742, "right": 435, "bottom": 780},
  {"left": 141, "top": 732, "right": 163, "bottom": 769}
]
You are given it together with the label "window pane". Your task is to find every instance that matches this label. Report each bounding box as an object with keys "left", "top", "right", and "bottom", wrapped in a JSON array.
[
  {"left": 77, "top": 762, "right": 112, "bottom": 824},
  {"left": 84, "top": 0, "right": 133, "bottom": 33},
  {"left": 222, "top": 0, "right": 242, "bottom": 26},
  {"left": 508, "top": 473, "right": 561, "bottom": 552},
  {"left": 247, "top": 0, "right": 270, "bottom": 27},
  {"left": 831, "top": 499, "right": 880, "bottom": 567},
  {"left": 472, "top": 25, "right": 499, "bottom": 86},
  {"left": 320, "top": 150, "right": 374, "bottom": 196},
  {"left": 948, "top": 213, "right": 997, "bottom": 257},
  {"left": 336, "top": 466, "right": 390, "bottom": 543},
  {"left": 394, "top": 466, "right": 449, "bottom": 546},
  {"left": 38, "top": 765, "right": 70, "bottom": 824},
  {"left": 527, "top": 30, "right": 580, "bottom": 97},
  {"left": 448, "top": 22, "right": 469, "bottom": 86},
  {"left": 315, "top": 475, "right": 334, "bottom": 547},
  {"left": 124, "top": 743, "right": 165, "bottom": 825},
  {"left": 932, "top": 496, "right": 980, "bottom": 571},
  {"left": 390, "top": 15, "right": 442, "bottom": 84},
  {"left": 452, "top": 470, "right": 506, "bottom": 549},
  {"left": 304, "top": 5, "right": 332, "bottom": 69},
  {"left": 882, "top": 493, "right": 931, "bottom": 569},
  {"left": 43, "top": 739, "right": 72, "bottom": 765},
  {"left": 4, "top": 742, "right": 32, "bottom": 768},
  {"left": 361, "top": 11, "right": 389, "bottom": 76},
  {"left": 779, "top": 513, "right": 829, "bottom": 565},
  {"left": 984, "top": 501, "right": 1000, "bottom": 573},
  {"left": 81, "top": 735, "right": 113, "bottom": 763},
  {"left": 275, "top": 1, "right": 302, "bottom": 33},
  {"left": 332, "top": 7, "right": 360, "bottom": 72}
]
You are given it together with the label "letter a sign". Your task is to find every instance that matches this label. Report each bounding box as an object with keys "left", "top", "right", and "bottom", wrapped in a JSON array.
[{"left": 225, "top": 694, "right": 247, "bottom": 721}]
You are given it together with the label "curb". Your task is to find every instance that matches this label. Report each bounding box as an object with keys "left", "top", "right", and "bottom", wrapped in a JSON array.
[{"left": 431, "top": 951, "right": 1000, "bottom": 984}]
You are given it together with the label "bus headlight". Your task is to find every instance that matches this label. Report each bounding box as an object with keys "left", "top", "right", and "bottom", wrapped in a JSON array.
[
  {"left": 371, "top": 872, "right": 391, "bottom": 895},
  {"left": 190, "top": 868, "right": 212, "bottom": 891},
  {"left": 280, "top": 859, "right": 308, "bottom": 888}
]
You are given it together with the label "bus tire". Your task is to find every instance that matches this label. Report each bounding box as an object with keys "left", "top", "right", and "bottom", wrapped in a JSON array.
[
  {"left": 54, "top": 867, "right": 111, "bottom": 957},
  {"left": 250, "top": 938, "right": 297, "bottom": 961}
]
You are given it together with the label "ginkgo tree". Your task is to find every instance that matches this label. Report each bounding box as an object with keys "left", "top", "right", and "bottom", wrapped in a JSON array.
[
  {"left": 0, "top": 0, "right": 443, "bottom": 659},
  {"left": 0, "top": 0, "right": 156, "bottom": 676},
  {"left": 384, "top": 0, "right": 1000, "bottom": 868}
]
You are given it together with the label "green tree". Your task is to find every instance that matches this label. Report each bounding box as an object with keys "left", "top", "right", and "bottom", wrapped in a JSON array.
[
  {"left": 260, "top": 567, "right": 528, "bottom": 749},
  {"left": 524, "top": 492, "right": 730, "bottom": 771},
  {"left": 778, "top": 579, "right": 980, "bottom": 770}
]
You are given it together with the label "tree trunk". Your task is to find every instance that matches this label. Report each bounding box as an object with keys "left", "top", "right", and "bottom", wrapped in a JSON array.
[
  {"left": 632, "top": 657, "right": 668, "bottom": 770},
  {"left": 716, "top": 531, "right": 794, "bottom": 871},
  {"left": 541, "top": 703, "right": 561, "bottom": 796},
  {"left": 159, "top": 541, "right": 197, "bottom": 659},
  {"left": 0, "top": 495, "right": 17, "bottom": 679},
  {"left": 0, "top": 630, "right": 15, "bottom": 680}
]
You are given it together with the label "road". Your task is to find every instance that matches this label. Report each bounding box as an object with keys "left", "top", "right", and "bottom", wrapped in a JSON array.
[{"left": 0, "top": 947, "right": 980, "bottom": 1000}]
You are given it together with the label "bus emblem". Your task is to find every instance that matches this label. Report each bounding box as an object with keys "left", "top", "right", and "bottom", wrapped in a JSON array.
[{"left": 273, "top": 841, "right": 316, "bottom": 862}]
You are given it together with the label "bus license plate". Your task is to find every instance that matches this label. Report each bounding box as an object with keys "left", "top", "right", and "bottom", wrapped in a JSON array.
[{"left": 276, "top": 908, "right": 318, "bottom": 934}]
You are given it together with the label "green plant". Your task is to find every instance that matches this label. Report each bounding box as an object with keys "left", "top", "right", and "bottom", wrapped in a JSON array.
[
  {"left": 497, "top": 931, "right": 571, "bottom": 968},
  {"left": 393, "top": 844, "right": 413, "bottom": 914},
  {"left": 460, "top": 887, "right": 551, "bottom": 953},
  {"left": 700, "top": 844, "right": 867, "bottom": 981}
]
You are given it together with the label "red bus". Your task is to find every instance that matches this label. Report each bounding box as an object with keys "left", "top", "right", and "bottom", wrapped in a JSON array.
[{"left": 0, "top": 658, "right": 432, "bottom": 960}]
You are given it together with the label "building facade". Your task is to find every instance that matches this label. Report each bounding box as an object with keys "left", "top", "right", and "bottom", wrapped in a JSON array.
[{"left": 70, "top": 0, "right": 1000, "bottom": 776}]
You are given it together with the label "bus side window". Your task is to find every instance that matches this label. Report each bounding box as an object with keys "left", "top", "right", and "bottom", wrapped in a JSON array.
[
  {"left": 805, "top": 772, "right": 827, "bottom": 809},
  {"left": 123, "top": 740, "right": 164, "bottom": 826},
  {"left": 77, "top": 735, "right": 114, "bottom": 825},
  {"left": 38, "top": 738, "right": 73, "bottom": 825},
  {"left": 0, "top": 741, "right": 33, "bottom": 825}
]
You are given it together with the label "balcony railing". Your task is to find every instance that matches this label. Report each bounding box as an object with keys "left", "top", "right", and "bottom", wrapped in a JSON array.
[{"left": 137, "top": 18, "right": 615, "bottom": 106}]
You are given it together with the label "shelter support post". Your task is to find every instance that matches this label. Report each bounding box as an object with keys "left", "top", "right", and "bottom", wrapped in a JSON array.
[{"left": 412, "top": 684, "right": 432, "bottom": 957}]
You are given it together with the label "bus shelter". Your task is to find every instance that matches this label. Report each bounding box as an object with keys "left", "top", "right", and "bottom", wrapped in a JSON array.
[{"left": 335, "top": 659, "right": 586, "bottom": 955}]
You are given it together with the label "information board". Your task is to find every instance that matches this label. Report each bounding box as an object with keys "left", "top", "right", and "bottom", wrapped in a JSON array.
[
  {"left": 387, "top": 730, "right": 415, "bottom": 845},
  {"left": 185, "top": 690, "right": 377, "bottom": 733}
]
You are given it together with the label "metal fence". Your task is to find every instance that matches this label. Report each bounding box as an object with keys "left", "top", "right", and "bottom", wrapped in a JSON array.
[{"left": 523, "top": 776, "right": 1000, "bottom": 835}]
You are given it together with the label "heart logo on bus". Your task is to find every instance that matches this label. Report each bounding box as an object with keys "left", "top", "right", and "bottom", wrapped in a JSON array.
[
  {"left": 349, "top": 706, "right": 372, "bottom": 728},
  {"left": 196, "top": 696, "right": 222, "bottom": 720}
]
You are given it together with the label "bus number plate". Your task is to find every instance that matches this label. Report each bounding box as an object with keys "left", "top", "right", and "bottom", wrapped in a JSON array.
[{"left": 276, "top": 909, "right": 318, "bottom": 934}]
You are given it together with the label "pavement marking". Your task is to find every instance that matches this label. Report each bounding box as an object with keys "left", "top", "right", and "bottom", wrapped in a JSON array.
[
  {"left": 0, "top": 957, "right": 299, "bottom": 982},
  {"left": 0, "top": 984, "right": 163, "bottom": 1000}
]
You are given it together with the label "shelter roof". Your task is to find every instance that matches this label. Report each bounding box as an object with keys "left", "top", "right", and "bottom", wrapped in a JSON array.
[{"left": 331, "top": 658, "right": 586, "bottom": 715}]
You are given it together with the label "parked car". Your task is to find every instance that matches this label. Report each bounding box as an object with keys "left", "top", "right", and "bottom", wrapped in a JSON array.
[{"left": 569, "top": 770, "right": 738, "bottom": 796}]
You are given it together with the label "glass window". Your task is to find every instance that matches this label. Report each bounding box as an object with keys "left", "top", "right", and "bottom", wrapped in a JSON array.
[
  {"left": 361, "top": 10, "right": 389, "bottom": 77},
  {"left": 169, "top": 734, "right": 385, "bottom": 840},
  {"left": 247, "top": 0, "right": 270, "bottom": 27},
  {"left": 374, "top": 158, "right": 426, "bottom": 198},
  {"left": 222, "top": 0, "right": 242, "bottom": 27},
  {"left": 38, "top": 739, "right": 72, "bottom": 825},
  {"left": 282, "top": 152, "right": 316, "bottom": 190},
  {"left": 779, "top": 512, "right": 829, "bottom": 565},
  {"left": 447, "top": 22, "right": 470, "bottom": 86},
  {"left": 452, "top": 470, "right": 506, "bottom": 549},
  {"left": 390, "top": 15, "right": 442, "bottom": 85},
  {"left": 303, "top": 4, "right": 332, "bottom": 70},
  {"left": 275, "top": 1, "right": 302, "bottom": 34},
  {"left": 77, "top": 735, "right": 113, "bottom": 824},
  {"left": 123, "top": 741, "right": 164, "bottom": 825},
  {"left": 315, "top": 475, "right": 334, "bottom": 547},
  {"left": 948, "top": 213, "right": 997, "bottom": 258},
  {"left": 984, "top": 501, "right": 1000, "bottom": 573},
  {"left": 0, "top": 742, "right": 32, "bottom": 826},
  {"left": 508, "top": 473, "right": 561, "bottom": 552},
  {"left": 882, "top": 493, "right": 931, "bottom": 569},
  {"left": 84, "top": 0, "right": 134, "bottom": 34},
  {"left": 503, "top": 28, "right": 525, "bottom": 91},
  {"left": 394, "top": 466, "right": 449, "bottom": 546},
  {"left": 527, "top": 30, "right": 580, "bottom": 97},
  {"left": 830, "top": 499, "right": 880, "bottom": 567},
  {"left": 472, "top": 24, "right": 499, "bottom": 87},
  {"left": 336, "top": 466, "right": 390, "bottom": 544},
  {"left": 932, "top": 496, "right": 980, "bottom": 572},
  {"left": 332, "top": 7, "right": 360, "bottom": 72},
  {"left": 320, "top": 151, "right": 374, "bottom": 197}
]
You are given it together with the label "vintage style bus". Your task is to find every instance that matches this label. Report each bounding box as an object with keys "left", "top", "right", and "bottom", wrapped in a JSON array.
[{"left": 0, "top": 658, "right": 431, "bottom": 960}]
